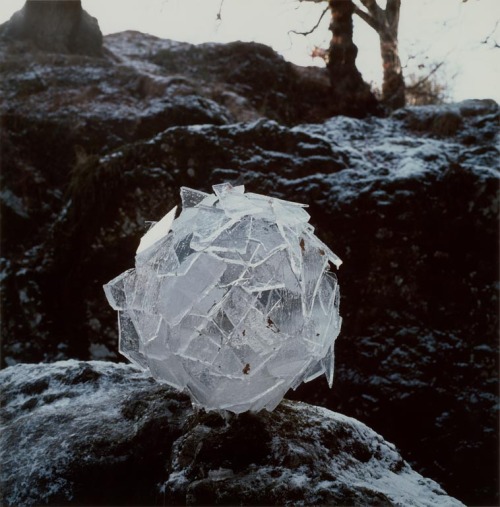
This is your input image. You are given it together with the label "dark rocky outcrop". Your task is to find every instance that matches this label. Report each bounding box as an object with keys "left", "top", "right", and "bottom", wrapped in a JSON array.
[
  {"left": 0, "top": 30, "right": 498, "bottom": 505},
  {"left": 0, "top": 0, "right": 103, "bottom": 57},
  {"left": 0, "top": 361, "right": 464, "bottom": 506}
]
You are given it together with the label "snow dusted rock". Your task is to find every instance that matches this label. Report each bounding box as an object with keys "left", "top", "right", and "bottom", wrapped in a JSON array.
[
  {"left": 1, "top": 104, "right": 497, "bottom": 505},
  {"left": 393, "top": 99, "right": 499, "bottom": 140},
  {"left": 0, "top": 361, "right": 463, "bottom": 507}
]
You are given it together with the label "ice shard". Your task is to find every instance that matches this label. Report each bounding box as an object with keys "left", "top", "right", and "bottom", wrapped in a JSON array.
[{"left": 104, "top": 184, "right": 342, "bottom": 414}]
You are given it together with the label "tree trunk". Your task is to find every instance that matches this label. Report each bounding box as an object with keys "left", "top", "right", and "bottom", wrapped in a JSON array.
[
  {"left": 0, "top": 0, "right": 102, "bottom": 56},
  {"left": 379, "top": 31, "right": 405, "bottom": 109},
  {"left": 327, "top": 0, "right": 379, "bottom": 117},
  {"left": 352, "top": 0, "right": 405, "bottom": 110}
]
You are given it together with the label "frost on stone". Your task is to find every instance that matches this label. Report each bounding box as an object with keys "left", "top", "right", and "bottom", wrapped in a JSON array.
[{"left": 104, "top": 183, "right": 342, "bottom": 414}]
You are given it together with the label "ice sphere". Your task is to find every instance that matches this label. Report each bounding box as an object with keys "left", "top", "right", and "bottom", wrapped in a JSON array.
[{"left": 103, "top": 184, "right": 342, "bottom": 414}]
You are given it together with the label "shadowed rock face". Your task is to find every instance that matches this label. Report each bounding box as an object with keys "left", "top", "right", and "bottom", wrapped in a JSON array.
[
  {"left": 0, "top": 361, "right": 464, "bottom": 507},
  {"left": 0, "top": 0, "right": 102, "bottom": 56},
  {"left": 0, "top": 31, "right": 498, "bottom": 505}
]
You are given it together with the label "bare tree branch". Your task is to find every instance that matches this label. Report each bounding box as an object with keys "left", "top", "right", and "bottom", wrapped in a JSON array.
[
  {"left": 357, "top": 0, "right": 384, "bottom": 21},
  {"left": 353, "top": 5, "right": 379, "bottom": 31},
  {"left": 481, "top": 19, "right": 500, "bottom": 48},
  {"left": 385, "top": 0, "right": 401, "bottom": 33},
  {"left": 216, "top": 0, "right": 224, "bottom": 21},
  {"left": 405, "top": 61, "right": 445, "bottom": 91},
  {"left": 289, "top": 5, "right": 329, "bottom": 37}
]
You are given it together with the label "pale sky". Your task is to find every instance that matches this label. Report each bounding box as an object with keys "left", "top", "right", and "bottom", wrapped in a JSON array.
[{"left": 1, "top": 0, "right": 499, "bottom": 102}]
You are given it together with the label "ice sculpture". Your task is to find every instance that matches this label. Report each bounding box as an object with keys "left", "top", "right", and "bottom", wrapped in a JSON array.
[{"left": 104, "top": 183, "right": 342, "bottom": 413}]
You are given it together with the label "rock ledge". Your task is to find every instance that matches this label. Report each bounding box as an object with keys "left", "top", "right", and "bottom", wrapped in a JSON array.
[{"left": 0, "top": 360, "right": 463, "bottom": 506}]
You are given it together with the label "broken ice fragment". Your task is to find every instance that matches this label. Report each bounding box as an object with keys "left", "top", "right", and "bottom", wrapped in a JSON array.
[
  {"left": 104, "top": 184, "right": 342, "bottom": 414},
  {"left": 103, "top": 268, "right": 134, "bottom": 310},
  {"left": 180, "top": 187, "right": 209, "bottom": 208},
  {"left": 137, "top": 206, "right": 177, "bottom": 255}
]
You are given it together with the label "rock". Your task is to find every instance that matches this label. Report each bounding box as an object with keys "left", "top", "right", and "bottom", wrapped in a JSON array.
[
  {"left": 0, "top": 0, "right": 103, "bottom": 57},
  {"left": 391, "top": 100, "right": 498, "bottom": 140},
  {"left": 0, "top": 360, "right": 463, "bottom": 506},
  {"left": 0, "top": 29, "right": 498, "bottom": 505},
  {"left": 146, "top": 36, "right": 334, "bottom": 124}
]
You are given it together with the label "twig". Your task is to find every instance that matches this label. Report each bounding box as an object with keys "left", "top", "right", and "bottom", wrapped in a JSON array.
[
  {"left": 405, "top": 61, "right": 445, "bottom": 91},
  {"left": 288, "top": 5, "right": 329, "bottom": 37},
  {"left": 216, "top": 0, "right": 225, "bottom": 21},
  {"left": 481, "top": 19, "right": 500, "bottom": 48}
]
